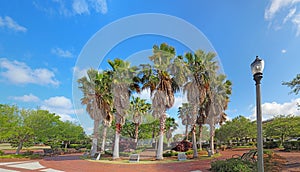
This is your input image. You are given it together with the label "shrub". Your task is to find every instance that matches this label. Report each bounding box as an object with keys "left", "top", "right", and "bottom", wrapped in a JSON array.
[
  {"left": 0, "top": 150, "right": 4, "bottom": 156},
  {"left": 163, "top": 150, "right": 178, "bottom": 157},
  {"left": 211, "top": 158, "right": 256, "bottom": 172},
  {"left": 172, "top": 140, "right": 192, "bottom": 152},
  {"left": 185, "top": 149, "right": 193, "bottom": 155}
]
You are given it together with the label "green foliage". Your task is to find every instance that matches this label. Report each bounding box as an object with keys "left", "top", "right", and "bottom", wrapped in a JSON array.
[
  {"left": 211, "top": 158, "right": 256, "bottom": 172},
  {"left": 185, "top": 149, "right": 193, "bottom": 155},
  {"left": 215, "top": 116, "right": 256, "bottom": 143},
  {"left": 0, "top": 150, "right": 4, "bottom": 156},
  {"left": 163, "top": 150, "right": 178, "bottom": 157},
  {"left": 264, "top": 115, "right": 300, "bottom": 145},
  {"left": 282, "top": 74, "right": 300, "bottom": 95}
]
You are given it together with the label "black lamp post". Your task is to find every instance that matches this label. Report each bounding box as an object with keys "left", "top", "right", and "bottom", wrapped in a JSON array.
[{"left": 251, "top": 56, "right": 265, "bottom": 172}]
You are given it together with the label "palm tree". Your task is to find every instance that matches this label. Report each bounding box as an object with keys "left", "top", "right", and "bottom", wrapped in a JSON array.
[
  {"left": 78, "top": 69, "right": 113, "bottom": 156},
  {"left": 129, "top": 96, "right": 151, "bottom": 145},
  {"left": 165, "top": 117, "right": 178, "bottom": 147},
  {"left": 183, "top": 50, "right": 216, "bottom": 158},
  {"left": 108, "top": 58, "right": 140, "bottom": 159},
  {"left": 206, "top": 74, "right": 232, "bottom": 154},
  {"left": 140, "top": 43, "right": 179, "bottom": 160},
  {"left": 178, "top": 103, "right": 192, "bottom": 141}
]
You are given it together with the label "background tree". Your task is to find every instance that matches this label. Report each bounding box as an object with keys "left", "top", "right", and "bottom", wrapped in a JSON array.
[
  {"left": 165, "top": 117, "right": 178, "bottom": 147},
  {"left": 215, "top": 115, "right": 256, "bottom": 145},
  {"left": 283, "top": 74, "right": 300, "bottom": 109},
  {"left": 0, "top": 104, "right": 19, "bottom": 141},
  {"left": 264, "top": 115, "right": 300, "bottom": 146},
  {"left": 178, "top": 103, "right": 192, "bottom": 141},
  {"left": 129, "top": 96, "right": 151, "bottom": 145}
]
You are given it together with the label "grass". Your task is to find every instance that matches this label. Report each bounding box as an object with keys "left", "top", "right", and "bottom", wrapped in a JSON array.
[
  {"left": 0, "top": 143, "right": 51, "bottom": 150},
  {"left": 0, "top": 154, "right": 41, "bottom": 159}
]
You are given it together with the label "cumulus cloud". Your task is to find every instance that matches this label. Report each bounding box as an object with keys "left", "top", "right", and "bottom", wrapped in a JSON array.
[
  {"left": 250, "top": 98, "right": 300, "bottom": 121},
  {"left": 265, "top": 0, "right": 300, "bottom": 36},
  {"left": 0, "top": 58, "right": 59, "bottom": 86},
  {"left": 0, "top": 16, "right": 27, "bottom": 32},
  {"left": 10, "top": 93, "right": 40, "bottom": 102},
  {"left": 51, "top": 47, "right": 73, "bottom": 58},
  {"left": 41, "top": 96, "right": 77, "bottom": 122},
  {"left": 281, "top": 49, "right": 287, "bottom": 53}
]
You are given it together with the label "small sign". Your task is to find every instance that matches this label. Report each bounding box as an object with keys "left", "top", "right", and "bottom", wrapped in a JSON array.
[
  {"left": 129, "top": 154, "right": 139, "bottom": 163},
  {"left": 178, "top": 152, "right": 187, "bottom": 161},
  {"left": 92, "top": 152, "right": 101, "bottom": 160}
]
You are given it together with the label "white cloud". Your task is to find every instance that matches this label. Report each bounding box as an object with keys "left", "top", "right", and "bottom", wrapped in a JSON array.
[
  {"left": 41, "top": 96, "right": 77, "bottom": 122},
  {"left": 132, "top": 89, "right": 151, "bottom": 102},
  {"left": 91, "top": 0, "right": 108, "bottom": 14},
  {"left": 51, "top": 47, "right": 73, "bottom": 58},
  {"left": 281, "top": 49, "right": 287, "bottom": 53},
  {"left": 72, "top": 0, "right": 90, "bottom": 15},
  {"left": 0, "top": 16, "right": 27, "bottom": 32},
  {"left": 10, "top": 93, "right": 40, "bottom": 102},
  {"left": 292, "top": 13, "right": 300, "bottom": 36},
  {"left": 34, "top": 0, "right": 108, "bottom": 16},
  {"left": 265, "top": 0, "right": 300, "bottom": 36},
  {"left": 284, "top": 7, "right": 297, "bottom": 23},
  {"left": 0, "top": 58, "right": 59, "bottom": 86},
  {"left": 250, "top": 98, "right": 300, "bottom": 121}
]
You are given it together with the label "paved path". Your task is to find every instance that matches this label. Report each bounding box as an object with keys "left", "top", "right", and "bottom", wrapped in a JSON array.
[
  {"left": 1, "top": 149, "right": 299, "bottom": 172},
  {"left": 0, "top": 161, "right": 64, "bottom": 172}
]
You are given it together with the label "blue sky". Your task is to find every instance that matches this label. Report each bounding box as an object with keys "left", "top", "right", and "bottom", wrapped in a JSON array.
[{"left": 0, "top": 0, "right": 299, "bottom": 135}]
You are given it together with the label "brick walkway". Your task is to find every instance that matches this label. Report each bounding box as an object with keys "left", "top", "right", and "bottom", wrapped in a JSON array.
[{"left": 1, "top": 149, "right": 299, "bottom": 172}]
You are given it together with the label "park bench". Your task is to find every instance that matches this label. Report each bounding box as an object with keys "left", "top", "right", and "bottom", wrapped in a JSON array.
[{"left": 232, "top": 149, "right": 257, "bottom": 162}]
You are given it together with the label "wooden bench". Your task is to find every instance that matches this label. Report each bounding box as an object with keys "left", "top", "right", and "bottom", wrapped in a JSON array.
[{"left": 232, "top": 149, "right": 257, "bottom": 162}]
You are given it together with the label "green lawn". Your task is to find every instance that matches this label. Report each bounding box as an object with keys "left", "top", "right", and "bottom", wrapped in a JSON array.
[{"left": 0, "top": 143, "right": 51, "bottom": 150}]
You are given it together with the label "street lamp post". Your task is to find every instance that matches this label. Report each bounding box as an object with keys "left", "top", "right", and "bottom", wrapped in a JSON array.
[{"left": 251, "top": 56, "right": 265, "bottom": 172}]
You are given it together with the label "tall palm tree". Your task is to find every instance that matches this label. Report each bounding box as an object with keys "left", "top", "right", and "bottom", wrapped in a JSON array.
[
  {"left": 129, "top": 96, "right": 151, "bottom": 145},
  {"left": 206, "top": 74, "right": 232, "bottom": 154},
  {"left": 78, "top": 69, "right": 113, "bottom": 156},
  {"left": 140, "top": 43, "right": 179, "bottom": 160},
  {"left": 165, "top": 117, "right": 179, "bottom": 147},
  {"left": 108, "top": 58, "right": 140, "bottom": 159},
  {"left": 183, "top": 50, "right": 216, "bottom": 158}
]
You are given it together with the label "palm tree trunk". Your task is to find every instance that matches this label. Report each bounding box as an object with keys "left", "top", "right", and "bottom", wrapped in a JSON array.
[
  {"left": 209, "top": 118, "right": 215, "bottom": 155},
  {"left": 192, "top": 125, "right": 198, "bottom": 158},
  {"left": 198, "top": 125, "right": 203, "bottom": 150},
  {"left": 15, "top": 140, "right": 23, "bottom": 155},
  {"left": 185, "top": 124, "right": 189, "bottom": 141},
  {"left": 134, "top": 123, "right": 139, "bottom": 145},
  {"left": 101, "top": 125, "right": 108, "bottom": 153},
  {"left": 156, "top": 115, "right": 166, "bottom": 160},
  {"left": 91, "top": 119, "right": 100, "bottom": 156},
  {"left": 113, "top": 123, "right": 121, "bottom": 159}
]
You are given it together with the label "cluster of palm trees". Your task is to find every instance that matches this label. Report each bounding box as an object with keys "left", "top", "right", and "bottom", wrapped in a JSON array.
[{"left": 78, "top": 43, "right": 232, "bottom": 160}]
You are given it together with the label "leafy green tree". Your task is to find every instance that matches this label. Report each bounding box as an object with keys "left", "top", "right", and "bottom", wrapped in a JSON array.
[
  {"left": 0, "top": 104, "right": 19, "bottom": 141},
  {"left": 59, "top": 121, "right": 86, "bottom": 150},
  {"left": 283, "top": 74, "right": 300, "bottom": 95},
  {"left": 264, "top": 115, "right": 300, "bottom": 146},
  {"left": 215, "top": 115, "right": 256, "bottom": 144}
]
